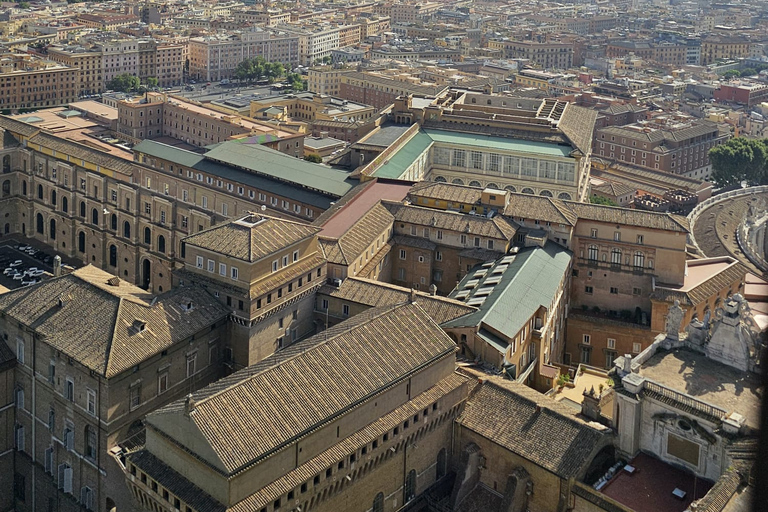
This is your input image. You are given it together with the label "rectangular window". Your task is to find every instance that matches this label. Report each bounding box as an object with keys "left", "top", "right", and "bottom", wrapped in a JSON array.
[
  {"left": 202, "top": 196, "right": 208, "bottom": 208},
  {"left": 86, "top": 389, "right": 96, "bottom": 416},
  {"left": 342, "top": 304, "right": 350, "bottom": 317},
  {"left": 181, "top": 216, "right": 188, "bottom": 228},
  {"left": 474, "top": 237, "right": 480, "bottom": 247},
  {"left": 607, "top": 338, "right": 616, "bottom": 349},
  {"left": 632, "top": 343, "right": 641, "bottom": 353},
  {"left": 65, "top": 378, "right": 74, "bottom": 402},
  {"left": 196, "top": 256, "right": 204, "bottom": 268},
  {"left": 487, "top": 240, "right": 494, "bottom": 250},
  {"left": 470, "top": 151, "right": 483, "bottom": 169},
  {"left": 637, "top": 235, "right": 644, "bottom": 244},
  {"left": 583, "top": 334, "right": 591, "bottom": 345},
  {"left": 591, "top": 228, "right": 598, "bottom": 238},
  {"left": 436, "top": 251, "right": 442, "bottom": 261},
  {"left": 219, "top": 263, "right": 226, "bottom": 276},
  {"left": 272, "top": 260, "right": 279, "bottom": 272},
  {"left": 293, "top": 250, "right": 299, "bottom": 262},
  {"left": 16, "top": 339, "right": 23, "bottom": 365},
  {"left": 399, "top": 249, "right": 406, "bottom": 260},
  {"left": 614, "top": 232, "right": 621, "bottom": 241},
  {"left": 158, "top": 373, "right": 168, "bottom": 394},
  {"left": 186, "top": 354, "right": 197, "bottom": 377},
  {"left": 452, "top": 149, "right": 466, "bottom": 167},
  {"left": 460, "top": 234, "right": 467, "bottom": 245},
  {"left": 144, "top": 202, "right": 151, "bottom": 215},
  {"left": 633, "top": 287, "right": 642, "bottom": 295},
  {"left": 610, "top": 287, "right": 619, "bottom": 294},
  {"left": 129, "top": 385, "right": 140, "bottom": 410},
  {"left": 231, "top": 267, "right": 239, "bottom": 280},
  {"left": 580, "top": 347, "right": 591, "bottom": 364}
]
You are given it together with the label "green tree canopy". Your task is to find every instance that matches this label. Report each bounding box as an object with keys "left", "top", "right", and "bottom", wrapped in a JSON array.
[
  {"left": 107, "top": 74, "right": 140, "bottom": 93},
  {"left": 145, "top": 77, "right": 159, "bottom": 89},
  {"left": 709, "top": 137, "right": 768, "bottom": 188},
  {"left": 740, "top": 68, "right": 757, "bottom": 77},
  {"left": 589, "top": 195, "right": 618, "bottom": 206},
  {"left": 304, "top": 154, "right": 322, "bottom": 163},
  {"left": 286, "top": 72, "right": 306, "bottom": 91},
  {"left": 233, "top": 57, "right": 289, "bottom": 83},
  {"left": 722, "top": 70, "right": 740, "bottom": 79}
]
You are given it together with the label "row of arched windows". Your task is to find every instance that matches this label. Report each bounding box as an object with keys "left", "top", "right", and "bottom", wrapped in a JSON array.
[{"left": 586, "top": 245, "right": 651, "bottom": 269}]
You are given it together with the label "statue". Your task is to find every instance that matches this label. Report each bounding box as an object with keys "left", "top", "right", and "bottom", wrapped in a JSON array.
[
  {"left": 665, "top": 300, "right": 685, "bottom": 341},
  {"left": 686, "top": 310, "right": 710, "bottom": 347}
]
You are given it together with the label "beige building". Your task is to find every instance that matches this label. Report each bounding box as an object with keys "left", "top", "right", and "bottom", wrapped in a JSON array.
[
  {"left": 46, "top": 45, "right": 104, "bottom": 97},
  {"left": 0, "top": 52, "right": 78, "bottom": 111},
  {"left": 250, "top": 92, "right": 376, "bottom": 124},
  {"left": 178, "top": 213, "right": 326, "bottom": 368},
  {"left": 2, "top": 265, "right": 230, "bottom": 512},
  {"left": 122, "top": 302, "right": 469, "bottom": 512}
]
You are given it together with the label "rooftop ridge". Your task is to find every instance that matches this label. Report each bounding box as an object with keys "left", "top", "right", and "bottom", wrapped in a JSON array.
[{"left": 193, "top": 301, "right": 412, "bottom": 408}]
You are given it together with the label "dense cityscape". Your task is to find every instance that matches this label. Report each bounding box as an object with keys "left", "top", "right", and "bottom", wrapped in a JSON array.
[{"left": 0, "top": 0, "right": 766, "bottom": 511}]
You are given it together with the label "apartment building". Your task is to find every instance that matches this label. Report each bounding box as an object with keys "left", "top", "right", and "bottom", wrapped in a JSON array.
[
  {"left": 487, "top": 39, "right": 574, "bottom": 69},
  {"left": 307, "top": 68, "right": 351, "bottom": 96},
  {"left": 46, "top": 45, "right": 103, "bottom": 96},
  {"left": 390, "top": 1, "right": 441, "bottom": 23},
  {"left": 76, "top": 13, "right": 139, "bottom": 31},
  {"left": 116, "top": 92, "right": 305, "bottom": 153},
  {"left": 278, "top": 24, "right": 341, "bottom": 66},
  {"left": 594, "top": 118, "right": 729, "bottom": 179},
  {"left": 2, "top": 265, "right": 230, "bottom": 512},
  {"left": 122, "top": 302, "right": 469, "bottom": 512},
  {"left": 0, "top": 52, "right": 78, "bottom": 111},
  {"left": 188, "top": 29, "right": 300, "bottom": 82},
  {"left": 179, "top": 213, "right": 326, "bottom": 367},
  {"left": 700, "top": 35, "right": 751, "bottom": 65},
  {"left": 232, "top": 9, "right": 292, "bottom": 26},
  {"left": 249, "top": 92, "right": 376, "bottom": 124},
  {"left": 339, "top": 71, "right": 448, "bottom": 109}
]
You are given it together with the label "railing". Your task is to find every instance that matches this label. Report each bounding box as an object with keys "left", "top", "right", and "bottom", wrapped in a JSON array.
[{"left": 643, "top": 380, "right": 727, "bottom": 421}]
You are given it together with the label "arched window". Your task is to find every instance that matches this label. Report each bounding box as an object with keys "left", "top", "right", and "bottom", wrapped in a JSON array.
[
  {"left": 587, "top": 245, "right": 598, "bottom": 260},
  {"left": 109, "top": 245, "right": 117, "bottom": 267},
  {"left": 468, "top": 180, "right": 482, "bottom": 187},
  {"left": 50, "top": 219, "right": 56, "bottom": 240},
  {"left": 539, "top": 190, "right": 553, "bottom": 197},
  {"left": 91, "top": 208, "right": 99, "bottom": 225},
  {"left": 62, "top": 196, "right": 68, "bottom": 213},
  {"left": 38, "top": 184, "right": 43, "bottom": 200},
  {"left": 436, "top": 448, "right": 447, "bottom": 480},
  {"left": 634, "top": 252, "right": 645, "bottom": 268},
  {"left": 373, "top": 493, "right": 384, "bottom": 512},
  {"left": 78, "top": 232, "right": 85, "bottom": 253},
  {"left": 80, "top": 201, "right": 86, "bottom": 217},
  {"left": 433, "top": 176, "right": 447, "bottom": 183},
  {"left": 611, "top": 249, "right": 622, "bottom": 266},
  {"left": 36, "top": 213, "right": 44, "bottom": 234},
  {"left": 144, "top": 227, "right": 151, "bottom": 245},
  {"left": 1, "top": 180, "right": 10, "bottom": 197},
  {"left": 2, "top": 154, "right": 10, "bottom": 173},
  {"left": 648, "top": 259, "right": 654, "bottom": 269},
  {"left": 51, "top": 190, "right": 57, "bottom": 206},
  {"left": 21, "top": 180, "right": 26, "bottom": 196},
  {"left": 486, "top": 183, "right": 499, "bottom": 189},
  {"left": 557, "top": 192, "right": 572, "bottom": 200},
  {"left": 405, "top": 469, "right": 416, "bottom": 502},
  {"left": 123, "top": 221, "right": 131, "bottom": 239},
  {"left": 505, "top": 185, "right": 517, "bottom": 192},
  {"left": 110, "top": 214, "right": 117, "bottom": 231},
  {"left": 521, "top": 188, "right": 535, "bottom": 195},
  {"left": 157, "top": 235, "right": 166, "bottom": 254},
  {"left": 451, "top": 178, "right": 464, "bottom": 185}
]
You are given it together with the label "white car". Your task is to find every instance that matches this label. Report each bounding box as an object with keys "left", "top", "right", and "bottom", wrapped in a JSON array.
[
  {"left": 10, "top": 260, "right": 22, "bottom": 267},
  {"left": 29, "top": 270, "right": 44, "bottom": 277},
  {"left": 21, "top": 280, "right": 35, "bottom": 286},
  {"left": 12, "top": 272, "right": 24, "bottom": 280},
  {"left": 3, "top": 267, "right": 14, "bottom": 275}
]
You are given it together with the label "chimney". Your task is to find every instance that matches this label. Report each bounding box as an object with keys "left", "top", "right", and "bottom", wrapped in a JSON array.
[
  {"left": 409, "top": 288, "right": 418, "bottom": 303},
  {"left": 53, "top": 255, "right": 61, "bottom": 277},
  {"left": 623, "top": 354, "right": 632, "bottom": 374},
  {"left": 429, "top": 284, "right": 437, "bottom": 296},
  {"left": 184, "top": 394, "right": 195, "bottom": 416}
]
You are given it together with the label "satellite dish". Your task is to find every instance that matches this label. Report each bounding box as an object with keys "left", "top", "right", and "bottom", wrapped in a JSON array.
[{"left": 261, "top": 205, "right": 267, "bottom": 211}]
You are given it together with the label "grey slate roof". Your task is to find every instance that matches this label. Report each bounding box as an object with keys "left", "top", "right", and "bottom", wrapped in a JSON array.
[{"left": 445, "top": 242, "right": 572, "bottom": 343}]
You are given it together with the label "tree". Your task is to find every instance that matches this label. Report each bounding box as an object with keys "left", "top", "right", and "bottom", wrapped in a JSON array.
[
  {"left": 286, "top": 72, "right": 306, "bottom": 91},
  {"left": 722, "top": 70, "right": 740, "bottom": 79},
  {"left": 304, "top": 154, "right": 323, "bottom": 163},
  {"left": 18, "top": 1, "right": 29, "bottom": 8},
  {"left": 145, "top": 77, "right": 159, "bottom": 89},
  {"left": 590, "top": 195, "right": 618, "bottom": 206},
  {"left": 740, "top": 68, "right": 757, "bottom": 77},
  {"left": 709, "top": 137, "right": 768, "bottom": 188},
  {"left": 107, "top": 74, "right": 141, "bottom": 93}
]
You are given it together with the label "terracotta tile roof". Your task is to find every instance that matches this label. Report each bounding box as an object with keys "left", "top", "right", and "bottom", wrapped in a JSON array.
[
  {"left": 0, "top": 265, "right": 229, "bottom": 377},
  {"left": 393, "top": 235, "right": 437, "bottom": 250},
  {"left": 183, "top": 214, "right": 321, "bottom": 262},
  {"left": 384, "top": 201, "right": 517, "bottom": 240},
  {"left": 322, "top": 202, "right": 394, "bottom": 265},
  {"left": 503, "top": 195, "right": 578, "bottom": 226},
  {"left": 457, "top": 378, "right": 610, "bottom": 479},
  {"left": 408, "top": 181, "right": 484, "bottom": 205},
  {"left": 29, "top": 132, "right": 135, "bottom": 175},
  {"left": 652, "top": 261, "right": 748, "bottom": 306},
  {"left": 564, "top": 201, "right": 690, "bottom": 232},
  {"left": 147, "top": 302, "right": 458, "bottom": 474},
  {"left": 0, "top": 114, "right": 43, "bottom": 137},
  {"left": 248, "top": 253, "right": 325, "bottom": 300},
  {"left": 318, "top": 238, "right": 348, "bottom": 264},
  {"left": 317, "top": 277, "right": 476, "bottom": 324},
  {"left": 559, "top": 104, "right": 598, "bottom": 156},
  {"left": 591, "top": 180, "right": 636, "bottom": 197},
  {"left": 228, "top": 373, "right": 469, "bottom": 512}
]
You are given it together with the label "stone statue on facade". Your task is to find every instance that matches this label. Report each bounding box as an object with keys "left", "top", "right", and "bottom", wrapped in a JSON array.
[{"left": 665, "top": 300, "right": 685, "bottom": 341}]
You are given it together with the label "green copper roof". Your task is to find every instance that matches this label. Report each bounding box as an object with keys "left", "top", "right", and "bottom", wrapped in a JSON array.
[
  {"left": 204, "top": 139, "right": 355, "bottom": 197},
  {"left": 372, "top": 131, "right": 433, "bottom": 179},
  {"left": 445, "top": 242, "right": 572, "bottom": 344},
  {"left": 424, "top": 129, "right": 572, "bottom": 157}
]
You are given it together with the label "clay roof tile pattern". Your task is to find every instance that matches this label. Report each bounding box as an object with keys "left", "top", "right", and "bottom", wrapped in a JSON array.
[
  {"left": 147, "top": 302, "right": 457, "bottom": 474},
  {"left": 457, "top": 378, "right": 609, "bottom": 479},
  {"left": 384, "top": 201, "right": 517, "bottom": 240}
]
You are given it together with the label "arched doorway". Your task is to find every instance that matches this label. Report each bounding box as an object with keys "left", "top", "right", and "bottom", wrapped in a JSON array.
[
  {"left": 78, "top": 232, "right": 85, "bottom": 253},
  {"left": 49, "top": 218, "right": 56, "bottom": 240},
  {"left": 36, "top": 213, "right": 44, "bottom": 234},
  {"left": 4, "top": 223, "right": 9, "bottom": 234},
  {"left": 141, "top": 259, "right": 151, "bottom": 290}
]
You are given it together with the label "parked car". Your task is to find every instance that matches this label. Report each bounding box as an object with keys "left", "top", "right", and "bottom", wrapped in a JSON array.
[
  {"left": 10, "top": 260, "right": 22, "bottom": 267},
  {"left": 12, "top": 272, "right": 24, "bottom": 280}
]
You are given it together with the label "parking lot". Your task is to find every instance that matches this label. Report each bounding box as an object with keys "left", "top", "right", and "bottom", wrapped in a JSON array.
[{"left": 0, "top": 243, "right": 56, "bottom": 290}]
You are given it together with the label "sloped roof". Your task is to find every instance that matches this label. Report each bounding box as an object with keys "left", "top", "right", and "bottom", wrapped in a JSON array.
[
  {"left": 383, "top": 201, "right": 517, "bottom": 240},
  {"left": 445, "top": 243, "right": 572, "bottom": 342},
  {"left": 183, "top": 215, "right": 320, "bottom": 262},
  {"left": 457, "top": 378, "right": 610, "bottom": 478},
  {"left": 564, "top": 201, "right": 690, "bottom": 233},
  {"left": 558, "top": 104, "right": 598, "bottom": 156},
  {"left": 0, "top": 265, "right": 229, "bottom": 378},
  {"left": 317, "top": 276, "right": 476, "bottom": 324},
  {"left": 147, "top": 302, "right": 457, "bottom": 474}
]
